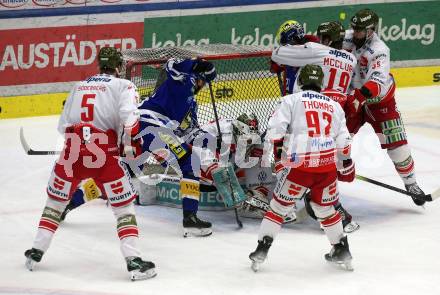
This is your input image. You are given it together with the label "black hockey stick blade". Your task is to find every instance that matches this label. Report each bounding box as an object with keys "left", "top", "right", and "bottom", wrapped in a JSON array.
[
  {"left": 20, "top": 127, "right": 61, "bottom": 155},
  {"left": 355, "top": 174, "right": 436, "bottom": 202}
]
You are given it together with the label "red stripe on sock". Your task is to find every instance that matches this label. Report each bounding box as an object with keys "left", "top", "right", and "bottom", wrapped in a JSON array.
[
  {"left": 39, "top": 219, "right": 59, "bottom": 232},
  {"left": 264, "top": 211, "right": 284, "bottom": 225},
  {"left": 118, "top": 227, "right": 139, "bottom": 239},
  {"left": 396, "top": 161, "right": 414, "bottom": 174},
  {"left": 321, "top": 212, "right": 342, "bottom": 228}
]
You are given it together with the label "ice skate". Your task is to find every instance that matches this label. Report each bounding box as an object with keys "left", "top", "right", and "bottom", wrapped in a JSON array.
[
  {"left": 336, "top": 204, "right": 360, "bottom": 233},
  {"left": 405, "top": 183, "right": 426, "bottom": 206},
  {"left": 126, "top": 256, "right": 157, "bottom": 281},
  {"left": 249, "top": 236, "right": 273, "bottom": 272},
  {"left": 24, "top": 248, "right": 44, "bottom": 271},
  {"left": 182, "top": 213, "right": 212, "bottom": 238},
  {"left": 324, "top": 236, "right": 353, "bottom": 271}
]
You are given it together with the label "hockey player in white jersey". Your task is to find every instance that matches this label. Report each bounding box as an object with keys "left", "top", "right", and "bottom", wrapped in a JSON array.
[
  {"left": 271, "top": 21, "right": 359, "bottom": 232},
  {"left": 24, "top": 47, "right": 156, "bottom": 281},
  {"left": 249, "top": 65, "right": 355, "bottom": 272},
  {"left": 272, "top": 21, "right": 357, "bottom": 98},
  {"left": 343, "top": 9, "right": 426, "bottom": 206},
  {"left": 200, "top": 114, "right": 297, "bottom": 223}
]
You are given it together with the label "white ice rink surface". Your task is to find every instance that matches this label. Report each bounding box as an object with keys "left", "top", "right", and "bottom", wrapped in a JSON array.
[{"left": 1, "top": 86, "right": 439, "bottom": 295}]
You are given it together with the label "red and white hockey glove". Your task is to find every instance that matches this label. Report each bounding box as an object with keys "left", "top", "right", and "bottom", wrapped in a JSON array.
[
  {"left": 347, "top": 81, "right": 381, "bottom": 115},
  {"left": 337, "top": 158, "right": 355, "bottom": 183}
]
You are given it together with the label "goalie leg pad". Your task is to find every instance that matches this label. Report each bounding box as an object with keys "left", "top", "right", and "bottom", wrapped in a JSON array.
[{"left": 212, "top": 164, "right": 247, "bottom": 207}]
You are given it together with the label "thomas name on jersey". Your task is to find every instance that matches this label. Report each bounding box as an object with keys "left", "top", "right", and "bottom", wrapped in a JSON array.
[{"left": 301, "top": 92, "right": 334, "bottom": 113}]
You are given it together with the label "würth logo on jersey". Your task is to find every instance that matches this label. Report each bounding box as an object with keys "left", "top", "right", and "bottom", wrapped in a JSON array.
[
  {"left": 288, "top": 184, "right": 302, "bottom": 196},
  {"left": 111, "top": 181, "right": 124, "bottom": 194},
  {"left": 53, "top": 178, "right": 65, "bottom": 190}
]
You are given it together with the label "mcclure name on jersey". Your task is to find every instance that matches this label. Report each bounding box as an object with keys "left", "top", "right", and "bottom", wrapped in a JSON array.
[{"left": 323, "top": 57, "right": 353, "bottom": 72}]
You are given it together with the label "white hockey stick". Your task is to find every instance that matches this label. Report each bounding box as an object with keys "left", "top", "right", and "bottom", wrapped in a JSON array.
[{"left": 20, "top": 127, "right": 61, "bottom": 155}]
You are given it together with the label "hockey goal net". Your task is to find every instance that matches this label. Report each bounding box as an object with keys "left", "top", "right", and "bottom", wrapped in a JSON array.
[{"left": 122, "top": 44, "right": 281, "bottom": 132}]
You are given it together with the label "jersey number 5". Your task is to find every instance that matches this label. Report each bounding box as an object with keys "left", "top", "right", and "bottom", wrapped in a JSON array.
[
  {"left": 306, "top": 110, "right": 332, "bottom": 136},
  {"left": 81, "top": 94, "right": 96, "bottom": 122}
]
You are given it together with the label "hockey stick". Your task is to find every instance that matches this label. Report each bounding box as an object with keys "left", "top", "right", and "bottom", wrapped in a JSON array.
[
  {"left": 20, "top": 127, "right": 61, "bottom": 155},
  {"left": 276, "top": 72, "right": 284, "bottom": 96},
  {"left": 355, "top": 174, "right": 439, "bottom": 202},
  {"left": 208, "top": 82, "right": 243, "bottom": 228}
]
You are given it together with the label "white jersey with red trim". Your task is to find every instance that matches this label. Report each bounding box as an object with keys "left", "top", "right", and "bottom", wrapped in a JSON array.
[
  {"left": 58, "top": 73, "right": 140, "bottom": 135},
  {"left": 343, "top": 30, "right": 395, "bottom": 99},
  {"left": 272, "top": 42, "right": 357, "bottom": 95},
  {"left": 266, "top": 90, "right": 351, "bottom": 172},
  {"left": 201, "top": 118, "right": 234, "bottom": 145}
]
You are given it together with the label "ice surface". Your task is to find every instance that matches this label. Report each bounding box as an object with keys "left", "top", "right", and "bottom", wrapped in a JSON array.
[{"left": 1, "top": 86, "right": 439, "bottom": 295}]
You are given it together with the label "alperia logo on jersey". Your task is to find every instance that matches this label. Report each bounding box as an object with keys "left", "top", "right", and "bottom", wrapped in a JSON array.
[{"left": 328, "top": 49, "right": 354, "bottom": 62}]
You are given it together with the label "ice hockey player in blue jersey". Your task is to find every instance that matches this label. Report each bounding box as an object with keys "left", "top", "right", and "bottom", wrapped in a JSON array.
[
  {"left": 136, "top": 58, "right": 218, "bottom": 237},
  {"left": 271, "top": 20, "right": 320, "bottom": 95}
]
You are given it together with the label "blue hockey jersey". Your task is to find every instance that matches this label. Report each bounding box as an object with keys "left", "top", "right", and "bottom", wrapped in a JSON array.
[{"left": 139, "top": 58, "right": 201, "bottom": 137}]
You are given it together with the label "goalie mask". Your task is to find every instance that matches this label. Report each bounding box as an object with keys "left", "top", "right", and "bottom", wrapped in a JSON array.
[{"left": 232, "top": 112, "right": 260, "bottom": 145}]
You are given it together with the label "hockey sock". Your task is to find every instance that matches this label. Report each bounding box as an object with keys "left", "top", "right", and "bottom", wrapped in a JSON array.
[
  {"left": 114, "top": 204, "right": 141, "bottom": 258},
  {"left": 387, "top": 145, "right": 416, "bottom": 185},
  {"left": 257, "top": 211, "right": 283, "bottom": 241},
  {"left": 33, "top": 198, "right": 66, "bottom": 252},
  {"left": 321, "top": 211, "right": 344, "bottom": 245},
  {"left": 181, "top": 178, "right": 200, "bottom": 215}
]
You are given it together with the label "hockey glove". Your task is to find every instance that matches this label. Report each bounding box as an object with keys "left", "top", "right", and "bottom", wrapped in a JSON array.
[
  {"left": 337, "top": 158, "right": 355, "bottom": 183},
  {"left": 192, "top": 59, "right": 216, "bottom": 82}
]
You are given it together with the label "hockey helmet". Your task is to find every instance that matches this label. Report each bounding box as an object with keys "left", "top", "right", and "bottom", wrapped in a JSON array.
[
  {"left": 98, "top": 47, "right": 123, "bottom": 70},
  {"left": 276, "top": 20, "right": 305, "bottom": 46},
  {"left": 233, "top": 112, "right": 259, "bottom": 138},
  {"left": 350, "top": 9, "right": 379, "bottom": 48},
  {"left": 298, "top": 64, "right": 324, "bottom": 90},
  {"left": 317, "top": 21, "right": 345, "bottom": 47},
  {"left": 192, "top": 58, "right": 217, "bottom": 83}
]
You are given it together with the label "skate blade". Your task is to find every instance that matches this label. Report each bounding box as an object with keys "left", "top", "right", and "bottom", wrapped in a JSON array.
[
  {"left": 344, "top": 221, "right": 360, "bottom": 233},
  {"left": 183, "top": 227, "right": 212, "bottom": 238},
  {"left": 326, "top": 259, "right": 354, "bottom": 271},
  {"left": 130, "top": 268, "right": 157, "bottom": 281},
  {"left": 251, "top": 261, "right": 261, "bottom": 272},
  {"left": 25, "top": 258, "right": 36, "bottom": 271}
]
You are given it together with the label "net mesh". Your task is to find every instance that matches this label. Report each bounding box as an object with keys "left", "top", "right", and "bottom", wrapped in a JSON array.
[{"left": 122, "top": 44, "right": 281, "bottom": 131}]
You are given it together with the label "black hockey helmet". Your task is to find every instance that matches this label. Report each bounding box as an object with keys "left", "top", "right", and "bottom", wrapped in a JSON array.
[
  {"left": 98, "top": 47, "right": 123, "bottom": 71},
  {"left": 317, "top": 21, "right": 345, "bottom": 48},
  {"left": 350, "top": 9, "right": 379, "bottom": 31},
  {"left": 350, "top": 9, "right": 379, "bottom": 48},
  {"left": 298, "top": 64, "right": 324, "bottom": 91}
]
